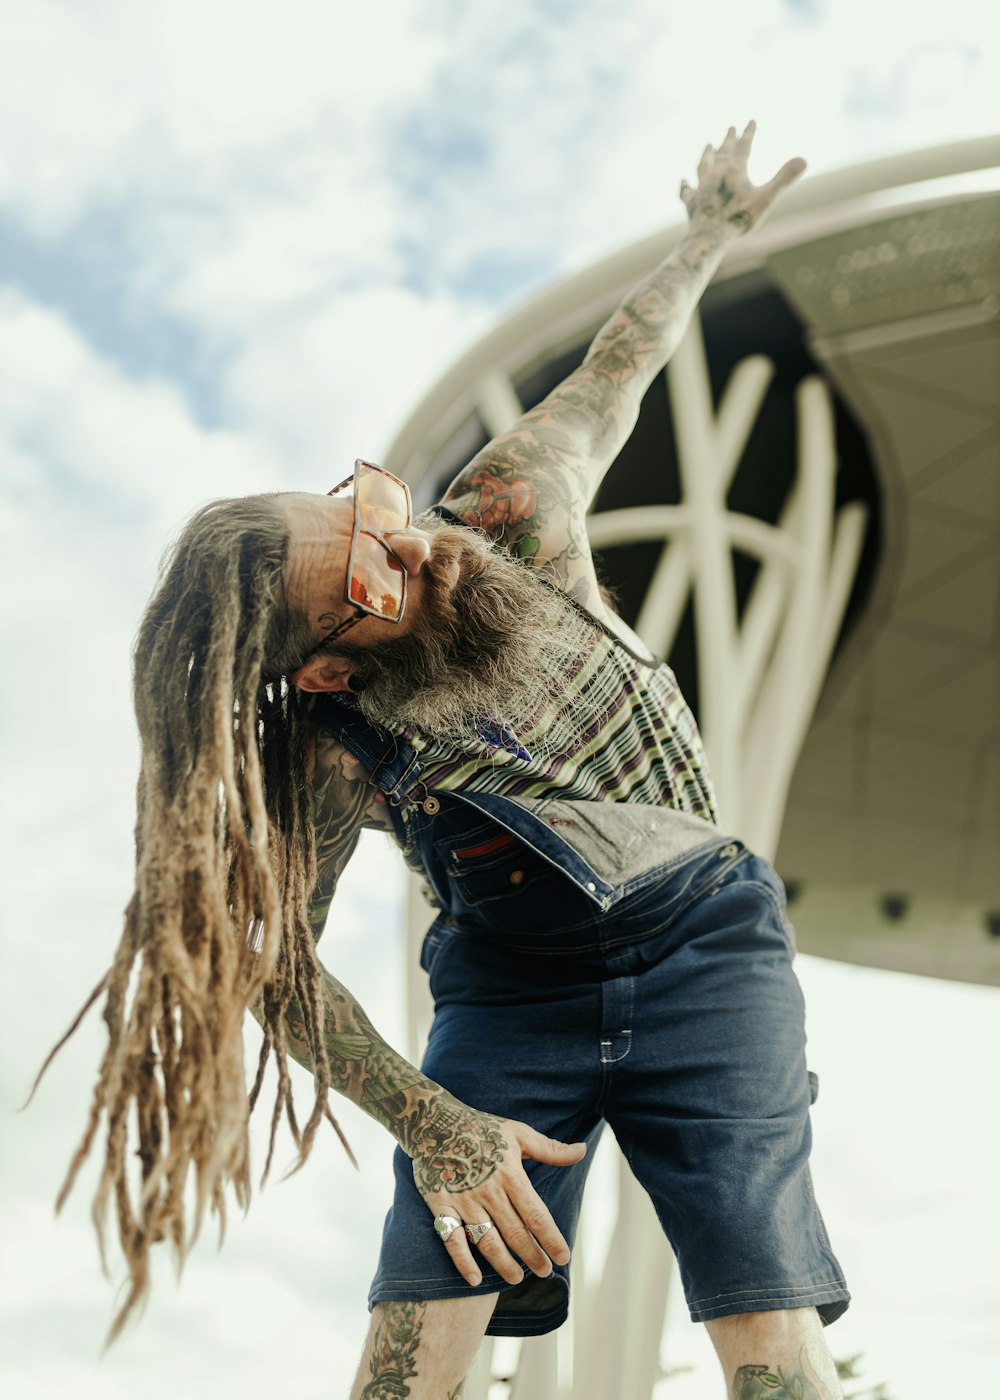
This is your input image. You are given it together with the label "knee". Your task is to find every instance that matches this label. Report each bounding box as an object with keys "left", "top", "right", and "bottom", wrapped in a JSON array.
[{"left": 706, "top": 1304, "right": 821, "bottom": 1337}]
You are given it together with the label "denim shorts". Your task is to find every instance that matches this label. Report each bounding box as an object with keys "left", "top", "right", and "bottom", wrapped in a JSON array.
[{"left": 368, "top": 836, "right": 851, "bottom": 1334}]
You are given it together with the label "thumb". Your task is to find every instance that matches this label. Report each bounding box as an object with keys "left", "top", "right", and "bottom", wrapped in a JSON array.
[
  {"left": 765, "top": 156, "right": 807, "bottom": 197},
  {"left": 518, "top": 1128, "right": 588, "bottom": 1165}
]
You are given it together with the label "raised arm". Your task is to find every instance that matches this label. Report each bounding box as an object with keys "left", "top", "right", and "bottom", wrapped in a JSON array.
[{"left": 439, "top": 121, "right": 806, "bottom": 608}]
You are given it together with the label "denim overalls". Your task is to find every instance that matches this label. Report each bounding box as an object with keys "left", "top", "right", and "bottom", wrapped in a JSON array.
[
  {"left": 313, "top": 694, "right": 851, "bottom": 1335},
  {"left": 314, "top": 691, "right": 736, "bottom": 920}
]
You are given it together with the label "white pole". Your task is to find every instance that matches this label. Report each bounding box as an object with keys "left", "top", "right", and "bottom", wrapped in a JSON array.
[
  {"left": 668, "top": 319, "right": 740, "bottom": 822},
  {"left": 573, "top": 1154, "right": 672, "bottom": 1400},
  {"left": 635, "top": 536, "right": 692, "bottom": 660},
  {"left": 508, "top": 1334, "right": 558, "bottom": 1400}
]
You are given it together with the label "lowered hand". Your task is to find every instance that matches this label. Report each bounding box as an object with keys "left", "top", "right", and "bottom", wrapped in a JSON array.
[{"left": 408, "top": 1098, "right": 587, "bottom": 1287}]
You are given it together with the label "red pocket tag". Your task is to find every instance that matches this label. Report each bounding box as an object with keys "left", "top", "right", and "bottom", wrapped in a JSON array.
[{"left": 452, "top": 833, "right": 517, "bottom": 860}]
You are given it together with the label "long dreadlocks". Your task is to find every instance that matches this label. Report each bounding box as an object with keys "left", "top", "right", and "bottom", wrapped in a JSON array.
[{"left": 26, "top": 493, "right": 348, "bottom": 1345}]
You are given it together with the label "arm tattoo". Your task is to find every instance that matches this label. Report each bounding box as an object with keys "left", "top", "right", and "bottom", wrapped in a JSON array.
[
  {"left": 360, "top": 1302, "right": 426, "bottom": 1399},
  {"left": 443, "top": 425, "right": 603, "bottom": 607},
  {"left": 270, "top": 942, "right": 511, "bottom": 1190},
  {"left": 307, "top": 731, "right": 392, "bottom": 942},
  {"left": 276, "top": 963, "right": 426, "bottom": 1113},
  {"left": 270, "top": 736, "right": 511, "bottom": 1182},
  {"left": 281, "top": 970, "right": 509, "bottom": 1188},
  {"left": 440, "top": 221, "right": 734, "bottom": 604},
  {"left": 580, "top": 218, "right": 736, "bottom": 426},
  {"left": 253, "top": 731, "right": 424, "bottom": 1121}
]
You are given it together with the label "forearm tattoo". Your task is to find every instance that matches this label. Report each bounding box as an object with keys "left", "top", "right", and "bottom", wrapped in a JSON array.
[
  {"left": 360, "top": 1302, "right": 426, "bottom": 1399},
  {"left": 277, "top": 960, "right": 422, "bottom": 1113},
  {"left": 279, "top": 968, "right": 509, "bottom": 1186},
  {"left": 582, "top": 219, "right": 734, "bottom": 412},
  {"left": 270, "top": 739, "right": 510, "bottom": 1184}
]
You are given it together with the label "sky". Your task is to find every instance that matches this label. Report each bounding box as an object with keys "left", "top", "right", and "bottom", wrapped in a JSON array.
[{"left": 0, "top": 1, "right": 998, "bottom": 1397}]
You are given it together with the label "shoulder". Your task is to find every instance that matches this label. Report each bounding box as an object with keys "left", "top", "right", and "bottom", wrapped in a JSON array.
[
  {"left": 435, "top": 472, "right": 604, "bottom": 614},
  {"left": 431, "top": 388, "right": 615, "bottom": 612}
]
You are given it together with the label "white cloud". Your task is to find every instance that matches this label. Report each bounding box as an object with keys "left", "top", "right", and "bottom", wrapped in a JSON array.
[
  {"left": 0, "top": 1, "right": 446, "bottom": 235},
  {"left": 144, "top": 141, "right": 402, "bottom": 330},
  {"left": 0, "top": 289, "right": 283, "bottom": 528},
  {"left": 218, "top": 282, "right": 493, "bottom": 477},
  {"left": 0, "top": 290, "right": 288, "bottom": 898}
]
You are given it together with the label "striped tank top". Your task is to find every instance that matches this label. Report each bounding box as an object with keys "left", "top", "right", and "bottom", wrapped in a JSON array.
[{"left": 397, "top": 588, "right": 720, "bottom": 839}]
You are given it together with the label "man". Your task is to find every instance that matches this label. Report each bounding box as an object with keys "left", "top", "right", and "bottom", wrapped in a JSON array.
[{"left": 44, "top": 123, "right": 849, "bottom": 1396}]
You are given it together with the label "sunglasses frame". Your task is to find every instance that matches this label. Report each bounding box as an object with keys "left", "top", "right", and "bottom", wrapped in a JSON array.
[{"left": 299, "top": 459, "right": 413, "bottom": 665}]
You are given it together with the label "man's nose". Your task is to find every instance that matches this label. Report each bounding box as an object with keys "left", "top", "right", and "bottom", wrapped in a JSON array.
[{"left": 386, "top": 529, "right": 432, "bottom": 575}]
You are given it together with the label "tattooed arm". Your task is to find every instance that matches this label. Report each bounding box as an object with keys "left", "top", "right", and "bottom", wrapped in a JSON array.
[
  {"left": 255, "top": 728, "right": 586, "bottom": 1287},
  {"left": 439, "top": 122, "right": 805, "bottom": 610},
  {"left": 250, "top": 729, "right": 473, "bottom": 1138},
  {"left": 277, "top": 962, "right": 585, "bottom": 1286}
]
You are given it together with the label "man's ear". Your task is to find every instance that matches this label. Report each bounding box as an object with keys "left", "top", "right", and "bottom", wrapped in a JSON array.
[{"left": 290, "top": 655, "right": 355, "bottom": 693}]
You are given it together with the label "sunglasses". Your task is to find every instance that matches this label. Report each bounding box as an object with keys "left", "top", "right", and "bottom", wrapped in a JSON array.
[{"left": 303, "top": 459, "right": 413, "bottom": 660}]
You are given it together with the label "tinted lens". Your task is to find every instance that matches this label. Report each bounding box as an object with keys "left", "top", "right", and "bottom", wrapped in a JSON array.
[
  {"left": 355, "top": 462, "right": 410, "bottom": 529},
  {"left": 349, "top": 532, "right": 405, "bottom": 618}
]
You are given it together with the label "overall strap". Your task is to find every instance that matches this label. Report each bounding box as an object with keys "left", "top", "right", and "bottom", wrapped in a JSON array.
[{"left": 313, "top": 694, "right": 424, "bottom": 805}]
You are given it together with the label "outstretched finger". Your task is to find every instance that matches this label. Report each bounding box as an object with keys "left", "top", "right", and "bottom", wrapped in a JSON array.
[
  {"left": 719, "top": 125, "right": 737, "bottom": 156},
  {"left": 737, "top": 119, "right": 757, "bottom": 155},
  {"left": 697, "top": 143, "right": 714, "bottom": 180},
  {"left": 764, "top": 156, "right": 807, "bottom": 196}
]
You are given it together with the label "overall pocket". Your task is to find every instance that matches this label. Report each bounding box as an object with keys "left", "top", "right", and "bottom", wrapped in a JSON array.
[{"left": 434, "top": 824, "right": 597, "bottom": 935}]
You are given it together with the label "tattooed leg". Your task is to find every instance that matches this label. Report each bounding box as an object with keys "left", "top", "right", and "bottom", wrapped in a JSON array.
[
  {"left": 355, "top": 1302, "right": 425, "bottom": 1400},
  {"left": 349, "top": 1294, "right": 498, "bottom": 1400},
  {"left": 731, "top": 1356, "right": 830, "bottom": 1400},
  {"left": 704, "top": 1308, "right": 845, "bottom": 1400}
]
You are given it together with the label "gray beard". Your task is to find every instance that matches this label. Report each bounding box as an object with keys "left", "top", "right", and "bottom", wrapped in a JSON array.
[{"left": 340, "top": 517, "right": 596, "bottom": 750}]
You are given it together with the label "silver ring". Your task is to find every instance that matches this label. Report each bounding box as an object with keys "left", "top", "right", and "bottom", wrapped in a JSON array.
[
  {"left": 464, "top": 1219, "right": 494, "bottom": 1245},
  {"left": 433, "top": 1214, "right": 462, "bottom": 1244}
]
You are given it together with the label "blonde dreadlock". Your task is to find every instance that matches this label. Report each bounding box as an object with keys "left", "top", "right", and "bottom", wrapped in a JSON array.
[{"left": 26, "top": 493, "right": 348, "bottom": 1345}]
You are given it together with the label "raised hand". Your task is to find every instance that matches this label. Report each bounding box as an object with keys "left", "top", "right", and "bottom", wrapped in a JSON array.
[
  {"left": 679, "top": 121, "right": 806, "bottom": 238},
  {"left": 409, "top": 1100, "right": 588, "bottom": 1287}
]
